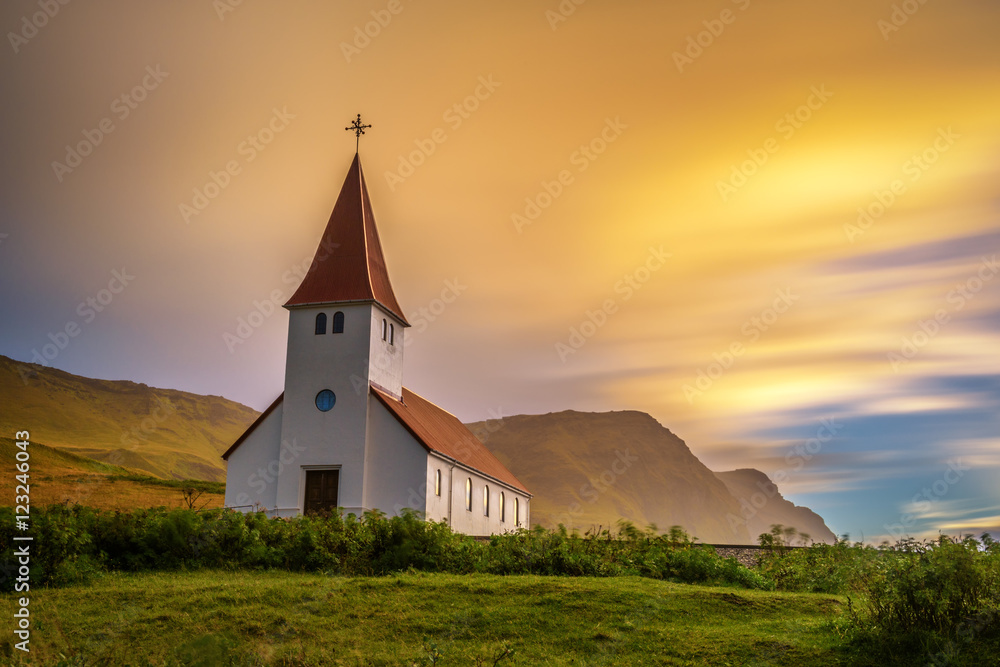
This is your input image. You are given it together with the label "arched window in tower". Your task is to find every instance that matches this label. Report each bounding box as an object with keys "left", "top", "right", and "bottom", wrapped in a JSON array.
[
  {"left": 514, "top": 498, "right": 520, "bottom": 527},
  {"left": 332, "top": 311, "right": 344, "bottom": 334},
  {"left": 499, "top": 492, "right": 505, "bottom": 523},
  {"left": 315, "top": 313, "right": 327, "bottom": 335},
  {"left": 381, "top": 318, "right": 387, "bottom": 341},
  {"left": 483, "top": 485, "right": 490, "bottom": 517},
  {"left": 389, "top": 323, "right": 394, "bottom": 346},
  {"left": 465, "top": 478, "right": 472, "bottom": 511}
]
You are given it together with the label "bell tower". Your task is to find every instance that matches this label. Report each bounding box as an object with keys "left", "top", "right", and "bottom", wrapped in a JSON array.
[{"left": 271, "top": 147, "right": 410, "bottom": 516}]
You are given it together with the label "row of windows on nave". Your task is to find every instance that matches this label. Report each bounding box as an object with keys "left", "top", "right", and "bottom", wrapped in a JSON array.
[{"left": 433, "top": 469, "right": 520, "bottom": 526}]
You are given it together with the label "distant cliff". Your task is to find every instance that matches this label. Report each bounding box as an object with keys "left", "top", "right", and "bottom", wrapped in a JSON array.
[
  {"left": 714, "top": 468, "right": 836, "bottom": 543},
  {"left": 469, "top": 410, "right": 836, "bottom": 544}
]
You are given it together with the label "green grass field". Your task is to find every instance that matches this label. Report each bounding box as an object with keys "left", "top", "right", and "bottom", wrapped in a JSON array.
[{"left": 3, "top": 570, "right": 858, "bottom": 666}]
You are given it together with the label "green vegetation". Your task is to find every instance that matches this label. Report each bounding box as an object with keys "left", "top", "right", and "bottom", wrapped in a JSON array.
[
  {"left": 2, "top": 510, "right": 998, "bottom": 665},
  {"left": 0, "top": 506, "right": 768, "bottom": 590},
  {"left": 755, "top": 527, "right": 1000, "bottom": 664},
  {"left": 3, "top": 570, "right": 847, "bottom": 666},
  {"left": 105, "top": 474, "right": 226, "bottom": 495}
]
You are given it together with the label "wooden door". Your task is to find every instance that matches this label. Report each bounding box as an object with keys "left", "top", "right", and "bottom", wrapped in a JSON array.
[{"left": 304, "top": 469, "right": 339, "bottom": 515}]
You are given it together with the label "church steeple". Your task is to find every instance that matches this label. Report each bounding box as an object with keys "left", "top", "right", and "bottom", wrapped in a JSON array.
[{"left": 284, "top": 154, "right": 409, "bottom": 325}]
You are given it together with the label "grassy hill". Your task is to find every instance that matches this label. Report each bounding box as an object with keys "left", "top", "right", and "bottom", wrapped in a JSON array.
[
  {"left": 5, "top": 571, "right": 858, "bottom": 665},
  {"left": 0, "top": 436, "right": 224, "bottom": 511},
  {"left": 0, "top": 355, "right": 257, "bottom": 482}
]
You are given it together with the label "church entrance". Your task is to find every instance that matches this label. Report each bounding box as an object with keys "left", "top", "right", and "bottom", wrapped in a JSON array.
[{"left": 304, "top": 469, "right": 340, "bottom": 514}]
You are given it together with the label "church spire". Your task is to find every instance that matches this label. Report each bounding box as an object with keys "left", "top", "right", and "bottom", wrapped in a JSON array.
[{"left": 284, "top": 154, "right": 409, "bottom": 325}]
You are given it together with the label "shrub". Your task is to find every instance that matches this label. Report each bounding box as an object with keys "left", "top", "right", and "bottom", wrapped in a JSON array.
[
  {"left": 0, "top": 506, "right": 769, "bottom": 591},
  {"left": 848, "top": 535, "right": 1000, "bottom": 637}
]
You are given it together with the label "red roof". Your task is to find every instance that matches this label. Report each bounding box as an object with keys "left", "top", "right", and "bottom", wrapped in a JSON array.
[
  {"left": 222, "top": 387, "right": 530, "bottom": 496},
  {"left": 372, "top": 386, "right": 530, "bottom": 495},
  {"left": 284, "top": 153, "right": 409, "bottom": 324}
]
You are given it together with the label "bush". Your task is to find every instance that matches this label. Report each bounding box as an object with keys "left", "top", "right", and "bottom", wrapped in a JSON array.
[
  {"left": 0, "top": 507, "right": 768, "bottom": 591},
  {"left": 848, "top": 535, "right": 1000, "bottom": 638},
  {"left": 757, "top": 536, "right": 873, "bottom": 594}
]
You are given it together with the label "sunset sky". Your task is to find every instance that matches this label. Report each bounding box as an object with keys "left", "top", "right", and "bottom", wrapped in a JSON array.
[{"left": 2, "top": 0, "right": 998, "bottom": 542}]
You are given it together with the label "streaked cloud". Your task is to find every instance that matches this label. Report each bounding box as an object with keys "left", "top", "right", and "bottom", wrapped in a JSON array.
[{"left": 0, "top": 0, "right": 997, "bottom": 542}]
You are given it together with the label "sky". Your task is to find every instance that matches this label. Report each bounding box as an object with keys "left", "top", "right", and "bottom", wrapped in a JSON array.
[{"left": 1, "top": 0, "right": 998, "bottom": 543}]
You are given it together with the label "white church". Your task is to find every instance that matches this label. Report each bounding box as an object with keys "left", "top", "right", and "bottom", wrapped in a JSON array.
[{"left": 223, "top": 143, "right": 530, "bottom": 536}]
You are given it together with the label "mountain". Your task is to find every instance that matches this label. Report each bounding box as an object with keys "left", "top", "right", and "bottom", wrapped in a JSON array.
[
  {"left": 1, "top": 355, "right": 835, "bottom": 543},
  {"left": 0, "top": 355, "right": 257, "bottom": 482},
  {"left": 468, "top": 410, "right": 836, "bottom": 544},
  {"left": 713, "top": 469, "right": 836, "bottom": 543}
]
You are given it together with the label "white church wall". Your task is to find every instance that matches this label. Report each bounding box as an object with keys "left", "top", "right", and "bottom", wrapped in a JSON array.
[
  {"left": 363, "top": 395, "right": 429, "bottom": 516},
  {"left": 424, "top": 455, "right": 452, "bottom": 524},
  {"left": 275, "top": 303, "right": 376, "bottom": 517},
  {"left": 367, "top": 306, "right": 405, "bottom": 399},
  {"left": 447, "top": 466, "right": 531, "bottom": 536},
  {"left": 224, "top": 405, "right": 282, "bottom": 513}
]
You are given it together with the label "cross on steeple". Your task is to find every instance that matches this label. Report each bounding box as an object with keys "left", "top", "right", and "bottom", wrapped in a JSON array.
[{"left": 345, "top": 114, "right": 372, "bottom": 152}]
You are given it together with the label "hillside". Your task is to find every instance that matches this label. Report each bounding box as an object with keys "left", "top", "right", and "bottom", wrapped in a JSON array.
[
  {"left": 714, "top": 469, "right": 837, "bottom": 543},
  {"left": 1, "top": 355, "right": 834, "bottom": 542},
  {"left": 469, "top": 410, "right": 835, "bottom": 544},
  {"left": 0, "top": 436, "right": 225, "bottom": 510},
  {"left": 0, "top": 355, "right": 257, "bottom": 482},
  {"left": 469, "top": 410, "right": 757, "bottom": 543}
]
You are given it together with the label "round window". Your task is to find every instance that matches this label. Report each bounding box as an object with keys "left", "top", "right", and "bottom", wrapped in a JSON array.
[{"left": 315, "top": 390, "right": 336, "bottom": 412}]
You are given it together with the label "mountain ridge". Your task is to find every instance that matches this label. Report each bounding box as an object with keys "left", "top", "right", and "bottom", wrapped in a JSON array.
[
  {"left": 0, "top": 355, "right": 835, "bottom": 542},
  {"left": 469, "top": 409, "right": 836, "bottom": 544}
]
